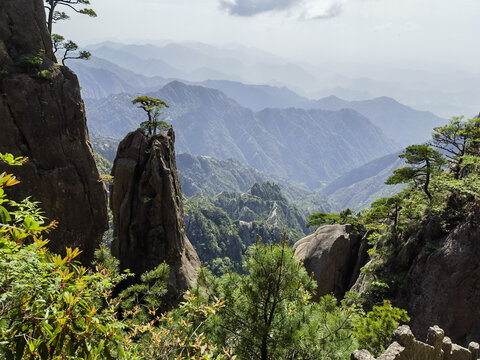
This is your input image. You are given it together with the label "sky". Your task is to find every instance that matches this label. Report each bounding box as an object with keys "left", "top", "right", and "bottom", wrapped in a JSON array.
[{"left": 55, "top": 0, "right": 480, "bottom": 74}]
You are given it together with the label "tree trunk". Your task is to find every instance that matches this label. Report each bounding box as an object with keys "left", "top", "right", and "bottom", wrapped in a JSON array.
[
  {"left": 261, "top": 337, "right": 268, "bottom": 360},
  {"left": 47, "top": 1, "right": 54, "bottom": 34}
]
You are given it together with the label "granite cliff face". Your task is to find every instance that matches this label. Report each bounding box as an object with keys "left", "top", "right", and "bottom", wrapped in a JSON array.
[
  {"left": 395, "top": 201, "right": 480, "bottom": 344},
  {"left": 0, "top": 0, "right": 108, "bottom": 262},
  {"left": 110, "top": 129, "right": 200, "bottom": 301}
]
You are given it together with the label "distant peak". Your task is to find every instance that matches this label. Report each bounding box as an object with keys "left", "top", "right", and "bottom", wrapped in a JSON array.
[
  {"left": 324, "top": 95, "right": 343, "bottom": 100},
  {"left": 164, "top": 80, "right": 187, "bottom": 88},
  {"left": 247, "top": 182, "right": 286, "bottom": 202},
  {"left": 317, "top": 95, "right": 348, "bottom": 104},
  {"left": 372, "top": 96, "right": 398, "bottom": 104}
]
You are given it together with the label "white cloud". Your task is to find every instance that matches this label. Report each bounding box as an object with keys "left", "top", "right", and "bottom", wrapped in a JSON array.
[
  {"left": 218, "top": 0, "right": 300, "bottom": 16},
  {"left": 218, "top": 0, "right": 347, "bottom": 20},
  {"left": 300, "top": 0, "right": 345, "bottom": 20}
]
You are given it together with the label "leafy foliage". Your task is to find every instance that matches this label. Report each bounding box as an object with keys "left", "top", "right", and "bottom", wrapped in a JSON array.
[
  {"left": 306, "top": 208, "right": 360, "bottom": 228},
  {"left": 385, "top": 144, "right": 446, "bottom": 200},
  {"left": 52, "top": 34, "right": 91, "bottom": 65},
  {"left": 0, "top": 153, "right": 233, "bottom": 360},
  {"left": 16, "top": 52, "right": 45, "bottom": 76},
  {"left": 0, "top": 155, "right": 130, "bottom": 359},
  {"left": 431, "top": 116, "right": 480, "bottom": 178},
  {"left": 353, "top": 300, "right": 410, "bottom": 356}
]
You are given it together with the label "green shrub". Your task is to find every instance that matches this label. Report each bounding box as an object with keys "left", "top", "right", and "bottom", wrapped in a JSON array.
[
  {"left": 16, "top": 53, "right": 43, "bottom": 72},
  {"left": 37, "top": 69, "right": 53, "bottom": 80},
  {"left": 353, "top": 300, "right": 410, "bottom": 356}
]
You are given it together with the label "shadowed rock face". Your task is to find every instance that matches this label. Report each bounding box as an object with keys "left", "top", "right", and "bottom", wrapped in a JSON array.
[
  {"left": 0, "top": 0, "right": 108, "bottom": 262},
  {"left": 398, "top": 202, "right": 480, "bottom": 344},
  {"left": 110, "top": 129, "right": 200, "bottom": 302},
  {"left": 293, "top": 224, "right": 364, "bottom": 299}
]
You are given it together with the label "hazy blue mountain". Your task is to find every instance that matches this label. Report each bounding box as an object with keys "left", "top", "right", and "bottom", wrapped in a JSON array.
[
  {"left": 304, "top": 95, "right": 445, "bottom": 146},
  {"left": 85, "top": 81, "right": 397, "bottom": 187},
  {"left": 84, "top": 42, "right": 321, "bottom": 91},
  {"left": 120, "top": 42, "right": 246, "bottom": 74},
  {"left": 69, "top": 57, "right": 168, "bottom": 98},
  {"left": 189, "top": 68, "right": 244, "bottom": 82},
  {"left": 310, "top": 87, "right": 373, "bottom": 101},
  {"left": 183, "top": 41, "right": 288, "bottom": 66},
  {"left": 89, "top": 45, "right": 187, "bottom": 78},
  {"left": 325, "top": 152, "right": 406, "bottom": 211},
  {"left": 197, "top": 80, "right": 307, "bottom": 111}
]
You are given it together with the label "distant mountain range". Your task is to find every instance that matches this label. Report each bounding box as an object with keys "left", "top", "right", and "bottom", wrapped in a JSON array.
[
  {"left": 69, "top": 57, "right": 169, "bottom": 98},
  {"left": 302, "top": 96, "right": 444, "bottom": 147},
  {"left": 73, "top": 53, "right": 445, "bottom": 148},
  {"left": 84, "top": 42, "right": 321, "bottom": 91},
  {"left": 76, "top": 42, "right": 448, "bottom": 213},
  {"left": 79, "top": 40, "right": 480, "bottom": 118},
  {"left": 85, "top": 81, "right": 397, "bottom": 187}
]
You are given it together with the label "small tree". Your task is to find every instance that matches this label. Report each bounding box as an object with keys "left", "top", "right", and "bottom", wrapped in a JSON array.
[
  {"left": 306, "top": 208, "right": 359, "bottom": 228},
  {"left": 364, "top": 195, "right": 402, "bottom": 232},
  {"left": 44, "top": 0, "right": 97, "bottom": 34},
  {"left": 386, "top": 144, "right": 446, "bottom": 200},
  {"left": 431, "top": 116, "right": 480, "bottom": 179},
  {"left": 132, "top": 96, "right": 170, "bottom": 136},
  {"left": 52, "top": 34, "right": 91, "bottom": 65},
  {"left": 196, "top": 238, "right": 360, "bottom": 360}
]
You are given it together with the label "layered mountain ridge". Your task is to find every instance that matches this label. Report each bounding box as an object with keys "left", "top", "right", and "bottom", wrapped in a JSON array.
[{"left": 86, "top": 80, "right": 398, "bottom": 187}]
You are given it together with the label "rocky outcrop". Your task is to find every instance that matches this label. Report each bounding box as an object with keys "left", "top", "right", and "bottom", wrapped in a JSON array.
[
  {"left": 0, "top": 0, "right": 108, "bottom": 262},
  {"left": 293, "top": 224, "right": 365, "bottom": 299},
  {"left": 351, "top": 325, "right": 480, "bottom": 360},
  {"left": 396, "top": 202, "right": 480, "bottom": 344},
  {"left": 110, "top": 129, "right": 200, "bottom": 302}
]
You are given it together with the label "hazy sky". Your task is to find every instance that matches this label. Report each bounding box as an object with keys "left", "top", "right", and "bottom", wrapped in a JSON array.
[{"left": 55, "top": 0, "right": 480, "bottom": 74}]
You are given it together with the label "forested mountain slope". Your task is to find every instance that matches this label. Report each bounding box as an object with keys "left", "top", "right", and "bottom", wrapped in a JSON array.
[{"left": 185, "top": 182, "right": 308, "bottom": 274}]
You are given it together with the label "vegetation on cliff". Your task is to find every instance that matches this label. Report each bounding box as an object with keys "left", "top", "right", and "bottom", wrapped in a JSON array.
[{"left": 307, "top": 116, "right": 480, "bottom": 311}]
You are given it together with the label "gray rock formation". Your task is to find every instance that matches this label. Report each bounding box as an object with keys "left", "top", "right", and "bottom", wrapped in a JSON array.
[
  {"left": 110, "top": 129, "right": 200, "bottom": 302},
  {"left": 351, "top": 325, "right": 480, "bottom": 360},
  {"left": 0, "top": 0, "right": 108, "bottom": 262},
  {"left": 397, "top": 202, "right": 480, "bottom": 343},
  {"left": 293, "top": 224, "right": 364, "bottom": 299}
]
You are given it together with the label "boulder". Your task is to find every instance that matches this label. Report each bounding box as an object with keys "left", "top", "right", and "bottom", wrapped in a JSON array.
[
  {"left": 293, "top": 224, "right": 362, "bottom": 299},
  {"left": 110, "top": 129, "right": 200, "bottom": 303},
  {"left": 0, "top": 0, "right": 108, "bottom": 262}
]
